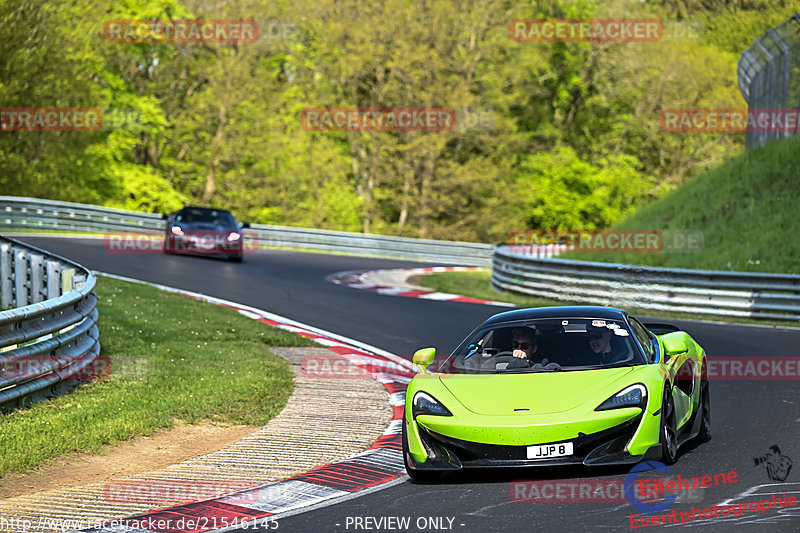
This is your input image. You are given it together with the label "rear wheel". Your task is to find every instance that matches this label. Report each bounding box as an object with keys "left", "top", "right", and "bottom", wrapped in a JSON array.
[
  {"left": 696, "top": 380, "right": 711, "bottom": 443},
  {"left": 660, "top": 387, "right": 678, "bottom": 465},
  {"left": 402, "top": 413, "right": 441, "bottom": 482}
]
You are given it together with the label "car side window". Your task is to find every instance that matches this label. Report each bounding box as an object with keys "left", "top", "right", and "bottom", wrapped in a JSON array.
[{"left": 629, "top": 318, "right": 655, "bottom": 363}]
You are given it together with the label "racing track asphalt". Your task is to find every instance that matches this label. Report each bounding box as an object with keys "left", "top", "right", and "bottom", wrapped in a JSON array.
[{"left": 14, "top": 236, "right": 800, "bottom": 533}]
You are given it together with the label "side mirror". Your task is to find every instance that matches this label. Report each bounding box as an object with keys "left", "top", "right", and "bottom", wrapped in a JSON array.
[
  {"left": 662, "top": 334, "right": 689, "bottom": 360},
  {"left": 240, "top": 222, "right": 251, "bottom": 228},
  {"left": 161, "top": 213, "right": 169, "bottom": 220},
  {"left": 413, "top": 348, "right": 436, "bottom": 373}
]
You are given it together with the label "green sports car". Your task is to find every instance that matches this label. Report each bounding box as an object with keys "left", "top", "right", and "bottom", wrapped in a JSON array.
[{"left": 402, "top": 306, "right": 711, "bottom": 481}]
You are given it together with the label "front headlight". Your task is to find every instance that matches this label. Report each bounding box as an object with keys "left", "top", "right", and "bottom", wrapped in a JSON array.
[
  {"left": 171, "top": 226, "right": 184, "bottom": 236},
  {"left": 227, "top": 232, "right": 241, "bottom": 242},
  {"left": 595, "top": 383, "right": 647, "bottom": 411},
  {"left": 412, "top": 392, "right": 452, "bottom": 418}
]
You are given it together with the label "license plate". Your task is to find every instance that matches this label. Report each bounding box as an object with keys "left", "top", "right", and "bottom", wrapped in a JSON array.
[{"left": 527, "top": 442, "right": 573, "bottom": 459}]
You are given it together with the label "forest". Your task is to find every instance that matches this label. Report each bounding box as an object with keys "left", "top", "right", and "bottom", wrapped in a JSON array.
[{"left": 0, "top": 0, "right": 795, "bottom": 242}]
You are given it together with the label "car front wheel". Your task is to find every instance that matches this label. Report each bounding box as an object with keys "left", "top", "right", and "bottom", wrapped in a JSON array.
[
  {"left": 660, "top": 387, "right": 678, "bottom": 465},
  {"left": 696, "top": 380, "right": 711, "bottom": 443}
]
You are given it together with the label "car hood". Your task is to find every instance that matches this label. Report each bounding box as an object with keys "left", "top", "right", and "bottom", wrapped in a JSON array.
[
  {"left": 438, "top": 367, "right": 636, "bottom": 415},
  {"left": 176, "top": 223, "right": 237, "bottom": 233}
]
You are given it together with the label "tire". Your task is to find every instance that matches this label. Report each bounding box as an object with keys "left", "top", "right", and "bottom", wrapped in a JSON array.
[
  {"left": 696, "top": 380, "right": 711, "bottom": 443},
  {"left": 229, "top": 254, "right": 243, "bottom": 263},
  {"left": 660, "top": 387, "right": 678, "bottom": 465},
  {"left": 402, "top": 413, "right": 442, "bottom": 482}
]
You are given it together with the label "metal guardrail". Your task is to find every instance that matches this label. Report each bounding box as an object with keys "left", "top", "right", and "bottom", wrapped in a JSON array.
[
  {"left": 492, "top": 246, "right": 800, "bottom": 321},
  {"left": 737, "top": 13, "right": 800, "bottom": 149},
  {"left": 0, "top": 236, "right": 99, "bottom": 409},
  {"left": 0, "top": 196, "right": 493, "bottom": 267},
  {"left": 3, "top": 196, "right": 798, "bottom": 322}
]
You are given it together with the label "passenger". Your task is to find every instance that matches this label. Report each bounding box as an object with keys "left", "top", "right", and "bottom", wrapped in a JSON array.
[{"left": 587, "top": 324, "right": 625, "bottom": 364}]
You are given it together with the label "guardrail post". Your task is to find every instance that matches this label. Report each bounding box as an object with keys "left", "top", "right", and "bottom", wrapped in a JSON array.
[
  {"left": 14, "top": 249, "right": 29, "bottom": 308},
  {"left": 30, "top": 254, "right": 45, "bottom": 303},
  {"left": 46, "top": 260, "right": 61, "bottom": 300},
  {"left": 0, "top": 242, "right": 11, "bottom": 310},
  {"left": 73, "top": 273, "right": 87, "bottom": 290},
  {"left": 62, "top": 268, "right": 75, "bottom": 293}
]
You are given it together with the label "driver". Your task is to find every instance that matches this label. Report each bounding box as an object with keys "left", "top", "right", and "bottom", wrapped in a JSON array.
[{"left": 511, "top": 328, "right": 539, "bottom": 362}]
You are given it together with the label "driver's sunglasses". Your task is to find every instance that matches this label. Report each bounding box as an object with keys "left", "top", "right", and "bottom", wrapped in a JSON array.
[{"left": 512, "top": 341, "right": 532, "bottom": 349}]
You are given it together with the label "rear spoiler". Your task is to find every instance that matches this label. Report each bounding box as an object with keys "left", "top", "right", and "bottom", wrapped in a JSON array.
[{"left": 643, "top": 323, "right": 681, "bottom": 336}]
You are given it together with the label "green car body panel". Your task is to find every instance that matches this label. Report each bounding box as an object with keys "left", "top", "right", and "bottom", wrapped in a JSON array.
[{"left": 403, "top": 308, "right": 709, "bottom": 473}]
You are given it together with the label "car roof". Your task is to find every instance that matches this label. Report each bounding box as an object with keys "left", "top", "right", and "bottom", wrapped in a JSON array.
[
  {"left": 179, "top": 206, "right": 233, "bottom": 213},
  {"left": 481, "top": 306, "right": 628, "bottom": 326}
]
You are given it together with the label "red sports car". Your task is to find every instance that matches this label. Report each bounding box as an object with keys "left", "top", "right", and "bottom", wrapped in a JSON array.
[{"left": 163, "top": 206, "right": 250, "bottom": 262}]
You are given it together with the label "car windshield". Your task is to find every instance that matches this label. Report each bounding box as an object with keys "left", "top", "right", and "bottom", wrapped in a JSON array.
[
  {"left": 434, "top": 317, "right": 645, "bottom": 374},
  {"left": 175, "top": 209, "right": 237, "bottom": 228}
]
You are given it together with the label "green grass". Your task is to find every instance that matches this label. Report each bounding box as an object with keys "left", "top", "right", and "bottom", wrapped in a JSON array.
[
  {"left": 559, "top": 134, "right": 800, "bottom": 273},
  {"left": 417, "top": 270, "right": 799, "bottom": 327},
  {"left": 0, "top": 275, "right": 312, "bottom": 478}
]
